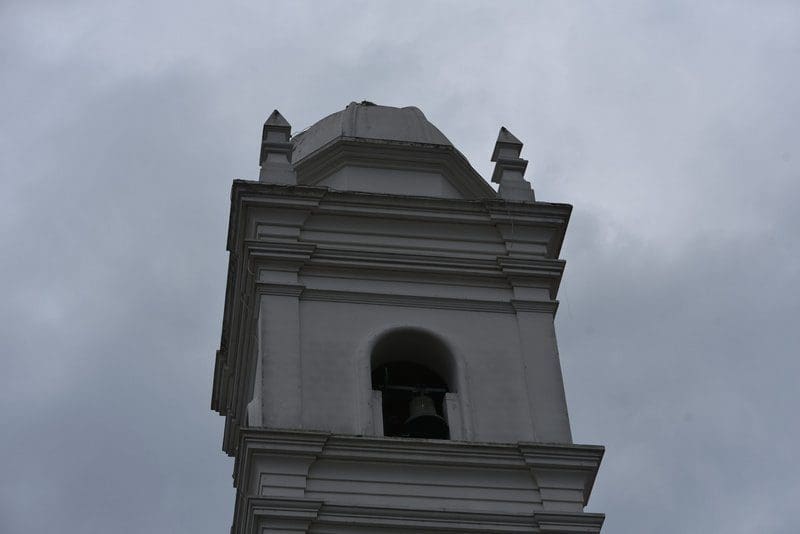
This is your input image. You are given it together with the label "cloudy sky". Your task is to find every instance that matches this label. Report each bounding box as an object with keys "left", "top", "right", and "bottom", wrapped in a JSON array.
[{"left": 1, "top": 1, "right": 798, "bottom": 532}]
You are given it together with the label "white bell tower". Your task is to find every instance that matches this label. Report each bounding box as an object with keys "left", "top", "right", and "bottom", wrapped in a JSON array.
[{"left": 212, "top": 101, "right": 604, "bottom": 533}]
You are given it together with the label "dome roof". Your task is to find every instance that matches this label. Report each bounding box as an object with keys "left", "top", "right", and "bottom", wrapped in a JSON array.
[{"left": 292, "top": 101, "right": 453, "bottom": 164}]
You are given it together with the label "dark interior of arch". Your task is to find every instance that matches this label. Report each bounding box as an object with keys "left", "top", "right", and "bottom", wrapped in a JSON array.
[
  {"left": 372, "top": 361, "right": 449, "bottom": 439},
  {"left": 369, "top": 329, "right": 455, "bottom": 390}
]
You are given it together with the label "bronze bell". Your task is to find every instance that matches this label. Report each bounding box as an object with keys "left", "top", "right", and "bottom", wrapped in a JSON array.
[{"left": 404, "top": 394, "right": 449, "bottom": 439}]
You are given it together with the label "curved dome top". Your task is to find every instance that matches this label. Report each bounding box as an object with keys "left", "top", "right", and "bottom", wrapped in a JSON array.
[{"left": 292, "top": 101, "right": 453, "bottom": 163}]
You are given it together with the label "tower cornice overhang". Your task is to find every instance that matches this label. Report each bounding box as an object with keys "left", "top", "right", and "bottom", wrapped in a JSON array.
[
  {"left": 232, "top": 428, "right": 604, "bottom": 533},
  {"left": 227, "top": 181, "right": 571, "bottom": 238},
  {"left": 243, "top": 497, "right": 605, "bottom": 534}
]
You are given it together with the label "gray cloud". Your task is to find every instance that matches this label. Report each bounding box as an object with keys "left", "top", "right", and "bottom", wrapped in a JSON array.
[{"left": 1, "top": 1, "right": 798, "bottom": 533}]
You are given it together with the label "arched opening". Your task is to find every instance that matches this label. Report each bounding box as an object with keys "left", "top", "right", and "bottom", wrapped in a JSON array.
[{"left": 370, "top": 329, "right": 455, "bottom": 440}]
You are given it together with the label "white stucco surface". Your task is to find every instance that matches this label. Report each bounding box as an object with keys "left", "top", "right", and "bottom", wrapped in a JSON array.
[
  {"left": 214, "top": 105, "right": 604, "bottom": 533},
  {"left": 318, "top": 166, "right": 464, "bottom": 198}
]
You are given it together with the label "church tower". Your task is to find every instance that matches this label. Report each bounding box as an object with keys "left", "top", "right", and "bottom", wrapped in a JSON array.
[{"left": 212, "top": 102, "right": 604, "bottom": 533}]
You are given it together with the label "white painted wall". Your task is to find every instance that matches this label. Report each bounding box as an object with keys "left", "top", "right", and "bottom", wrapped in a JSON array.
[
  {"left": 319, "top": 166, "right": 463, "bottom": 199},
  {"left": 248, "top": 191, "right": 574, "bottom": 445}
]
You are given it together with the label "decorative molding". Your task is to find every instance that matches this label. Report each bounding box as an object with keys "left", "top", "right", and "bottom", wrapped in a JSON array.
[
  {"left": 520, "top": 443, "right": 604, "bottom": 508},
  {"left": 313, "top": 503, "right": 538, "bottom": 533},
  {"left": 498, "top": 256, "right": 565, "bottom": 280},
  {"left": 511, "top": 299, "right": 560, "bottom": 315},
  {"left": 257, "top": 283, "right": 305, "bottom": 297},
  {"left": 301, "top": 264, "right": 510, "bottom": 289},
  {"left": 301, "top": 288, "right": 515, "bottom": 314},
  {"left": 518, "top": 443, "right": 605, "bottom": 471},
  {"left": 499, "top": 256, "right": 565, "bottom": 299},
  {"left": 486, "top": 201, "right": 571, "bottom": 260},
  {"left": 237, "top": 429, "right": 602, "bottom": 473},
  {"left": 310, "top": 247, "right": 501, "bottom": 277},
  {"left": 229, "top": 179, "right": 571, "bottom": 227},
  {"left": 235, "top": 429, "right": 329, "bottom": 489},
  {"left": 534, "top": 511, "right": 605, "bottom": 534},
  {"left": 245, "top": 497, "right": 322, "bottom": 533},
  {"left": 246, "top": 240, "right": 316, "bottom": 271},
  {"left": 231, "top": 430, "right": 604, "bottom": 534},
  {"left": 485, "top": 200, "right": 572, "bottom": 225}
]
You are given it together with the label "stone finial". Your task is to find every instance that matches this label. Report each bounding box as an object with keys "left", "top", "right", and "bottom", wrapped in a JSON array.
[
  {"left": 259, "top": 110, "right": 296, "bottom": 184},
  {"left": 491, "top": 127, "right": 534, "bottom": 202}
]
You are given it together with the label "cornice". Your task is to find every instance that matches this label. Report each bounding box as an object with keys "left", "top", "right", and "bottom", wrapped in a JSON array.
[
  {"left": 232, "top": 430, "right": 604, "bottom": 533},
  {"left": 498, "top": 256, "right": 566, "bottom": 279},
  {"left": 256, "top": 283, "right": 305, "bottom": 297},
  {"left": 519, "top": 443, "right": 605, "bottom": 508},
  {"left": 485, "top": 201, "right": 572, "bottom": 225},
  {"left": 241, "top": 499, "right": 604, "bottom": 534},
  {"left": 227, "top": 181, "right": 324, "bottom": 251},
  {"left": 245, "top": 240, "right": 316, "bottom": 272},
  {"left": 231, "top": 180, "right": 328, "bottom": 204},
  {"left": 499, "top": 256, "right": 566, "bottom": 299},
  {"left": 511, "top": 299, "right": 560, "bottom": 315},
  {"left": 245, "top": 497, "right": 322, "bottom": 533},
  {"left": 240, "top": 428, "right": 330, "bottom": 456},
  {"left": 242, "top": 500, "right": 604, "bottom": 534},
  {"left": 238, "top": 429, "right": 603, "bottom": 473},
  {"left": 534, "top": 511, "right": 605, "bottom": 533},
  {"left": 229, "top": 180, "right": 571, "bottom": 227},
  {"left": 235, "top": 429, "right": 329, "bottom": 488},
  {"left": 242, "top": 235, "right": 570, "bottom": 288},
  {"left": 518, "top": 443, "right": 605, "bottom": 471}
]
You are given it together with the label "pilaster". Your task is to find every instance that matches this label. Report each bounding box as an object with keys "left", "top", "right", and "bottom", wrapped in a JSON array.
[
  {"left": 255, "top": 273, "right": 309, "bottom": 430},
  {"left": 514, "top": 308, "right": 573, "bottom": 443}
]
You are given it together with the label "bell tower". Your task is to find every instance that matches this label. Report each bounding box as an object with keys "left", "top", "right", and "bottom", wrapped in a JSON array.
[{"left": 213, "top": 102, "right": 604, "bottom": 533}]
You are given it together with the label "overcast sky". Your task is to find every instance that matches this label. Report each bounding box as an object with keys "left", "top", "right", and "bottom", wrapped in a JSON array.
[{"left": 2, "top": 1, "right": 799, "bottom": 533}]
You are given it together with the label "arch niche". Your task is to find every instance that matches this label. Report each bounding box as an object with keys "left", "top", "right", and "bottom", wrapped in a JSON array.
[{"left": 364, "top": 328, "right": 466, "bottom": 440}]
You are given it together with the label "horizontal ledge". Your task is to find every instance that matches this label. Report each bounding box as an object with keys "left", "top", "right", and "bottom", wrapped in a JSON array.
[
  {"left": 252, "top": 286, "right": 561, "bottom": 315},
  {"left": 316, "top": 502, "right": 538, "bottom": 532},
  {"left": 300, "top": 288, "right": 518, "bottom": 314},
  {"left": 230, "top": 180, "right": 572, "bottom": 220},
  {"left": 243, "top": 497, "right": 603, "bottom": 533},
  {"left": 534, "top": 510, "right": 605, "bottom": 532},
  {"left": 238, "top": 428, "right": 602, "bottom": 471}
]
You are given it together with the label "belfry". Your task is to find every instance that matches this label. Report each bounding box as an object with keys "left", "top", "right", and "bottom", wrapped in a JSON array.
[{"left": 212, "top": 101, "right": 604, "bottom": 533}]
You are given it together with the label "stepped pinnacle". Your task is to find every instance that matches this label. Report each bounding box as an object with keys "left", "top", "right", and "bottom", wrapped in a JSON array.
[
  {"left": 259, "top": 109, "right": 296, "bottom": 184},
  {"left": 490, "top": 126, "right": 534, "bottom": 202}
]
